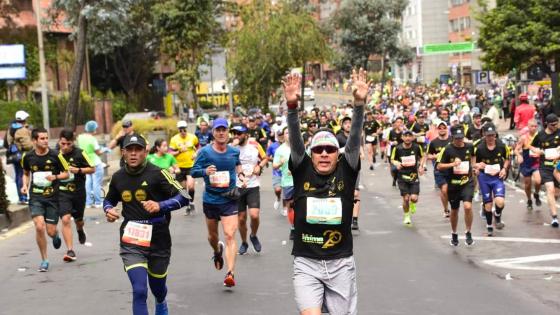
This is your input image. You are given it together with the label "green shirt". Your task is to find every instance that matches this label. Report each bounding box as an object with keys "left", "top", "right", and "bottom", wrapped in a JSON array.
[
  {"left": 273, "top": 143, "right": 293, "bottom": 187},
  {"left": 77, "top": 133, "right": 102, "bottom": 166},
  {"left": 147, "top": 153, "right": 177, "bottom": 170}
]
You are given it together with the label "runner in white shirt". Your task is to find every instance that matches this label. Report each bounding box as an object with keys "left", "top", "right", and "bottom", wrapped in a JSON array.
[{"left": 231, "top": 123, "right": 268, "bottom": 254}]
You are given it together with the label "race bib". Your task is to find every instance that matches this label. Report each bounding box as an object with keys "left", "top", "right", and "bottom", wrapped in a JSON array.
[
  {"left": 401, "top": 155, "right": 416, "bottom": 167},
  {"left": 61, "top": 172, "right": 75, "bottom": 183},
  {"left": 453, "top": 161, "right": 470, "bottom": 175},
  {"left": 544, "top": 148, "right": 559, "bottom": 160},
  {"left": 33, "top": 171, "right": 52, "bottom": 187},
  {"left": 416, "top": 136, "right": 425, "bottom": 143},
  {"left": 306, "top": 197, "right": 342, "bottom": 225},
  {"left": 209, "top": 171, "right": 230, "bottom": 188},
  {"left": 484, "top": 164, "right": 501, "bottom": 176},
  {"left": 529, "top": 148, "right": 540, "bottom": 158},
  {"left": 121, "top": 222, "right": 152, "bottom": 247},
  {"left": 366, "top": 135, "right": 376, "bottom": 142}
]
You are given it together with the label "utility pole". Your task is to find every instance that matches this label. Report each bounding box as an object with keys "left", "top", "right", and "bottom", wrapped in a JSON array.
[
  {"left": 300, "top": 61, "right": 306, "bottom": 111},
  {"left": 34, "top": 0, "right": 50, "bottom": 134}
]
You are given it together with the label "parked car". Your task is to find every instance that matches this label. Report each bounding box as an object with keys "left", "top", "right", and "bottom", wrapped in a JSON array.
[{"left": 304, "top": 87, "right": 315, "bottom": 101}]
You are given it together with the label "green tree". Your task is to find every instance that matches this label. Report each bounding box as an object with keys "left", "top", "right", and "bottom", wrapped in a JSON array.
[
  {"left": 227, "top": 0, "right": 331, "bottom": 108},
  {"left": 477, "top": 0, "right": 560, "bottom": 109}
]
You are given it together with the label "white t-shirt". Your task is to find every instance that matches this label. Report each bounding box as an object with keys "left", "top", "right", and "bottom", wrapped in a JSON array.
[
  {"left": 237, "top": 143, "right": 261, "bottom": 188},
  {"left": 271, "top": 122, "right": 287, "bottom": 142}
]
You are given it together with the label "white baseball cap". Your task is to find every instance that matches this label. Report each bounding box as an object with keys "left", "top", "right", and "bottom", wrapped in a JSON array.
[
  {"left": 177, "top": 120, "right": 188, "bottom": 128},
  {"left": 15, "top": 110, "right": 29, "bottom": 121}
]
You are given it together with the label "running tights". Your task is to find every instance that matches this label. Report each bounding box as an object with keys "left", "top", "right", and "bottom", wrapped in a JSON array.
[{"left": 127, "top": 268, "right": 168, "bottom": 315}]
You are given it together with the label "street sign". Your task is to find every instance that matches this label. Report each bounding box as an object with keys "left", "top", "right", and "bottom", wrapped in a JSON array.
[
  {"left": 0, "top": 66, "right": 26, "bottom": 80},
  {"left": 0, "top": 44, "right": 25, "bottom": 65},
  {"left": 476, "top": 71, "right": 490, "bottom": 84},
  {"left": 423, "top": 42, "right": 474, "bottom": 55}
]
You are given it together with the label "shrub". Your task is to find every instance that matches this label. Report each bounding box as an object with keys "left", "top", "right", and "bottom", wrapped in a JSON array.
[
  {"left": 111, "top": 117, "right": 179, "bottom": 143},
  {"left": 199, "top": 100, "right": 214, "bottom": 110}
]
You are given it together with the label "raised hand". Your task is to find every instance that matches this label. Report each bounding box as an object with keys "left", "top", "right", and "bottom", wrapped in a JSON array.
[
  {"left": 351, "top": 68, "right": 369, "bottom": 103},
  {"left": 282, "top": 73, "right": 301, "bottom": 104}
]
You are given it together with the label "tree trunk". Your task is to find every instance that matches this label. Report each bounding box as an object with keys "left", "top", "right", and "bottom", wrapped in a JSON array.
[
  {"left": 380, "top": 52, "right": 386, "bottom": 97},
  {"left": 65, "top": 0, "right": 88, "bottom": 129},
  {"left": 552, "top": 57, "right": 560, "bottom": 115}
]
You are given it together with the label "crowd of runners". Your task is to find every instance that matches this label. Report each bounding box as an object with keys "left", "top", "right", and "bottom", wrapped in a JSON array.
[{"left": 5, "top": 69, "right": 559, "bottom": 314}]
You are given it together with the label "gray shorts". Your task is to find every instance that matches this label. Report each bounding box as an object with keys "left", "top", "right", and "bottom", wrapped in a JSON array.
[
  {"left": 120, "top": 244, "right": 171, "bottom": 277},
  {"left": 293, "top": 256, "right": 357, "bottom": 315},
  {"left": 272, "top": 175, "right": 282, "bottom": 189}
]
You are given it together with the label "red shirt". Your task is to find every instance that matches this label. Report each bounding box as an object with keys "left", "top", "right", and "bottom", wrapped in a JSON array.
[{"left": 514, "top": 103, "right": 535, "bottom": 130}]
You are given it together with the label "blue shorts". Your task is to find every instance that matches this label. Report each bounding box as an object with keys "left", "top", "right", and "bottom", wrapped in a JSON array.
[
  {"left": 282, "top": 186, "right": 294, "bottom": 200},
  {"left": 272, "top": 175, "right": 282, "bottom": 189},
  {"left": 478, "top": 173, "right": 506, "bottom": 204},
  {"left": 520, "top": 164, "right": 538, "bottom": 177},
  {"left": 433, "top": 171, "right": 448, "bottom": 188},
  {"left": 203, "top": 201, "right": 238, "bottom": 220}
]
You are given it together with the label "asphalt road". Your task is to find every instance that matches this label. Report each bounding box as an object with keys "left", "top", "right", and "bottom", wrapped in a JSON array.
[{"left": 0, "top": 159, "right": 559, "bottom": 315}]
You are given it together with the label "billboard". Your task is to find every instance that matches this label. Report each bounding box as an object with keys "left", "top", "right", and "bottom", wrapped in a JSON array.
[
  {"left": 0, "top": 45, "right": 25, "bottom": 65},
  {"left": 0, "top": 67, "right": 26, "bottom": 80}
]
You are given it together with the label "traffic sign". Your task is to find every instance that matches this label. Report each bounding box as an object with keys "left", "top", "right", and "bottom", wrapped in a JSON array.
[
  {"left": 0, "top": 66, "right": 26, "bottom": 80},
  {"left": 476, "top": 71, "right": 490, "bottom": 84},
  {"left": 423, "top": 42, "right": 474, "bottom": 55},
  {"left": 0, "top": 44, "right": 25, "bottom": 65}
]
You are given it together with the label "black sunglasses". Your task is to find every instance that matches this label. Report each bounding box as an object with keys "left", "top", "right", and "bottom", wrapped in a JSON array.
[
  {"left": 311, "top": 145, "right": 338, "bottom": 154},
  {"left": 179, "top": 128, "right": 187, "bottom": 131}
]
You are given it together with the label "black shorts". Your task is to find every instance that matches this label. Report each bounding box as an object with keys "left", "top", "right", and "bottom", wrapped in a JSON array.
[
  {"left": 29, "top": 198, "right": 59, "bottom": 225},
  {"left": 365, "top": 136, "right": 378, "bottom": 145},
  {"left": 539, "top": 167, "right": 559, "bottom": 188},
  {"left": 203, "top": 201, "right": 238, "bottom": 220},
  {"left": 59, "top": 191, "right": 87, "bottom": 220},
  {"left": 447, "top": 182, "right": 474, "bottom": 210},
  {"left": 237, "top": 187, "right": 260, "bottom": 211},
  {"left": 176, "top": 167, "right": 192, "bottom": 182},
  {"left": 397, "top": 180, "right": 420, "bottom": 196},
  {"left": 120, "top": 244, "right": 170, "bottom": 277}
]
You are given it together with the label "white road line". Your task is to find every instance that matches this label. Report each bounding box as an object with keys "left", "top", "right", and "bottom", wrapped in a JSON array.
[
  {"left": 0, "top": 222, "right": 33, "bottom": 241},
  {"left": 440, "top": 235, "right": 560, "bottom": 244},
  {"left": 483, "top": 254, "right": 560, "bottom": 273}
]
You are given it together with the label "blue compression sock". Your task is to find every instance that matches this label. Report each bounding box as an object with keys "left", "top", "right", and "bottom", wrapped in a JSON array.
[
  {"left": 127, "top": 267, "right": 149, "bottom": 315},
  {"left": 148, "top": 274, "right": 168, "bottom": 304}
]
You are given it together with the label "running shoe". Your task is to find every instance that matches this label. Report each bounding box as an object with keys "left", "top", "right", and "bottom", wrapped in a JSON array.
[
  {"left": 77, "top": 229, "right": 87, "bottom": 245},
  {"left": 281, "top": 209, "right": 288, "bottom": 217},
  {"left": 250, "top": 235, "right": 262, "bottom": 253},
  {"left": 38, "top": 260, "right": 49, "bottom": 272},
  {"left": 213, "top": 241, "right": 224, "bottom": 270},
  {"left": 450, "top": 233, "right": 459, "bottom": 247},
  {"left": 443, "top": 210, "right": 450, "bottom": 218},
  {"left": 487, "top": 226, "right": 494, "bottom": 237},
  {"left": 369, "top": 165, "right": 374, "bottom": 171},
  {"left": 238, "top": 242, "right": 249, "bottom": 255},
  {"left": 52, "top": 233, "right": 62, "bottom": 249},
  {"left": 479, "top": 204, "right": 485, "bottom": 219},
  {"left": 351, "top": 218, "right": 359, "bottom": 230},
  {"left": 526, "top": 199, "right": 533, "bottom": 211},
  {"left": 273, "top": 199, "right": 280, "bottom": 211},
  {"left": 534, "top": 193, "right": 542, "bottom": 206},
  {"left": 63, "top": 250, "right": 77, "bottom": 262},
  {"left": 155, "top": 301, "right": 168, "bottom": 315},
  {"left": 190, "top": 204, "right": 195, "bottom": 214},
  {"left": 409, "top": 202, "right": 416, "bottom": 214},
  {"left": 494, "top": 213, "right": 505, "bottom": 229},
  {"left": 403, "top": 213, "right": 412, "bottom": 225},
  {"left": 289, "top": 229, "right": 295, "bottom": 240},
  {"left": 93, "top": 204, "right": 102, "bottom": 209},
  {"left": 551, "top": 218, "right": 559, "bottom": 228},
  {"left": 224, "top": 271, "right": 235, "bottom": 287},
  {"left": 373, "top": 156, "right": 377, "bottom": 163},
  {"left": 465, "top": 231, "right": 475, "bottom": 246}
]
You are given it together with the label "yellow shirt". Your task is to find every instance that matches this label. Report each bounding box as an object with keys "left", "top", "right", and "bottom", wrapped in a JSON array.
[{"left": 169, "top": 133, "right": 199, "bottom": 168}]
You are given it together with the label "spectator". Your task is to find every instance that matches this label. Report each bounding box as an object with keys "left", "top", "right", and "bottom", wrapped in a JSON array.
[
  {"left": 77, "top": 121, "right": 105, "bottom": 208},
  {"left": 514, "top": 94, "right": 536, "bottom": 130},
  {"left": 3, "top": 110, "right": 33, "bottom": 204}
]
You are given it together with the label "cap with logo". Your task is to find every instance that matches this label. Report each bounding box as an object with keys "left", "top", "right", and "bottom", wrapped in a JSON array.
[
  {"left": 451, "top": 126, "right": 465, "bottom": 139},
  {"left": 309, "top": 131, "right": 340, "bottom": 150},
  {"left": 122, "top": 119, "right": 133, "bottom": 128},
  {"left": 123, "top": 134, "right": 147, "bottom": 148},
  {"left": 483, "top": 124, "right": 497, "bottom": 135}
]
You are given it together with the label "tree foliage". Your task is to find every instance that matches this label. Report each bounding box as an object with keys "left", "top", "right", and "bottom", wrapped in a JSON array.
[
  {"left": 477, "top": 0, "right": 560, "bottom": 106},
  {"left": 331, "top": 0, "right": 412, "bottom": 69},
  {"left": 227, "top": 0, "right": 331, "bottom": 108}
]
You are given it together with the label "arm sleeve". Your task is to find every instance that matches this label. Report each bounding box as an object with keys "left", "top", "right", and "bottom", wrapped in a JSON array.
[
  {"left": 287, "top": 108, "right": 306, "bottom": 168},
  {"left": 158, "top": 169, "right": 182, "bottom": 198},
  {"left": 344, "top": 105, "right": 365, "bottom": 170},
  {"left": 158, "top": 193, "right": 190, "bottom": 213}
]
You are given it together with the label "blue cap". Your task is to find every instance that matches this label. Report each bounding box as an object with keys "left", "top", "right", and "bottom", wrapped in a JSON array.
[
  {"left": 85, "top": 120, "right": 98, "bottom": 132},
  {"left": 231, "top": 123, "right": 248, "bottom": 133},
  {"left": 213, "top": 118, "right": 229, "bottom": 130}
]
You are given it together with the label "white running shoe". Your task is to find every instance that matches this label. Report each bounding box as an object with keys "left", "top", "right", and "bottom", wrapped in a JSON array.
[
  {"left": 282, "top": 209, "right": 288, "bottom": 217},
  {"left": 473, "top": 192, "right": 481, "bottom": 202},
  {"left": 273, "top": 199, "right": 280, "bottom": 210}
]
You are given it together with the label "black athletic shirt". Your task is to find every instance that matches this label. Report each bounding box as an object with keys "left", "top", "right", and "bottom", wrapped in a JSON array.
[
  {"left": 21, "top": 149, "right": 68, "bottom": 200},
  {"left": 466, "top": 124, "right": 483, "bottom": 141},
  {"left": 530, "top": 130, "right": 560, "bottom": 169},
  {"left": 60, "top": 147, "right": 94, "bottom": 194},
  {"left": 388, "top": 129, "right": 403, "bottom": 145},
  {"left": 289, "top": 153, "right": 358, "bottom": 260},
  {"left": 336, "top": 131, "right": 348, "bottom": 148},
  {"left": 363, "top": 120, "right": 381, "bottom": 136},
  {"left": 427, "top": 137, "right": 451, "bottom": 172},
  {"left": 391, "top": 143, "right": 424, "bottom": 183},
  {"left": 437, "top": 143, "right": 474, "bottom": 186},
  {"left": 105, "top": 162, "right": 182, "bottom": 250},
  {"left": 410, "top": 122, "right": 429, "bottom": 135},
  {"left": 475, "top": 141, "right": 509, "bottom": 170}
]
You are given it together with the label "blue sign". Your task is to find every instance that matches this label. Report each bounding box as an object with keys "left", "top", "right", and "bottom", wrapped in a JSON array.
[
  {"left": 0, "top": 67, "right": 26, "bottom": 80},
  {"left": 0, "top": 45, "right": 25, "bottom": 65}
]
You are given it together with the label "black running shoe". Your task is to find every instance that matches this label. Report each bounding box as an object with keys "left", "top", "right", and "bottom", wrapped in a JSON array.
[
  {"left": 213, "top": 241, "right": 224, "bottom": 270},
  {"left": 450, "top": 233, "right": 459, "bottom": 247},
  {"left": 487, "top": 226, "right": 494, "bottom": 237},
  {"left": 465, "top": 231, "right": 474, "bottom": 246},
  {"left": 369, "top": 165, "right": 374, "bottom": 171},
  {"left": 289, "top": 229, "right": 295, "bottom": 240},
  {"left": 527, "top": 199, "right": 533, "bottom": 211},
  {"left": 63, "top": 250, "right": 77, "bottom": 262},
  {"left": 352, "top": 218, "right": 359, "bottom": 230},
  {"left": 250, "top": 235, "right": 262, "bottom": 252},
  {"left": 52, "top": 233, "right": 62, "bottom": 249},
  {"left": 534, "top": 193, "right": 542, "bottom": 206},
  {"left": 77, "top": 229, "right": 87, "bottom": 245}
]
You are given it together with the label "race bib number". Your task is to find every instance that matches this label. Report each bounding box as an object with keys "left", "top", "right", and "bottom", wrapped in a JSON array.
[
  {"left": 209, "top": 171, "right": 230, "bottom": 188},
  {"left": 306, "top": 197, "right": 342, "bottom": 225},
  {"left": 416, "top": 136, "right": 425, "bottom": 143},
  {"left": 484, "top": 164, "right": 501, "bottom": 176},
  {"left": 544, "top": 148, "right": 559, "bottom": 160},
  {"left": 401, "top": 155, "right": 416, "bottom": 167},
  {"left": 33, "top": 171, "right": 52, "bottom": 187},
  {"left": 121, "top": 222, "right": 152, "bottom": 247},
  {"left": 529, "top": 148, "right": 540, "bottom": 158},
  {"left": 453, "top": 161, "right": 470, "bottom": 175},
  {"left": 366, "top": 135, "right": 376, "bottom": 142}
]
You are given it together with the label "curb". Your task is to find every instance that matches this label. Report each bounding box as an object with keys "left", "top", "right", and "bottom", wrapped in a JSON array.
[{"left": 1, "top": 204, "right": 30, "bottom": 231}]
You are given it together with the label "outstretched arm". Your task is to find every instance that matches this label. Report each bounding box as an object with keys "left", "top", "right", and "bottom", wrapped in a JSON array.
[
  {"left": 283, "top": 73, "right": 306, "bottom": 168},
  {"left": 344, "top": 68, "right": 368, "bottom": 170}
]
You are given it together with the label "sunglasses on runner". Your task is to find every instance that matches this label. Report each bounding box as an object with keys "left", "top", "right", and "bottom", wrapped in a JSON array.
[
  {"left": 310, "top": 145, "right": 338, "bottom": 154},
  {"left": 179, "top": 128, "right": 187, "bottom": 132}
]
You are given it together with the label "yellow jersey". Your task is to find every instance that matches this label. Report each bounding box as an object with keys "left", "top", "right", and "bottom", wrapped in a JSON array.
[{"left": 169, "top": 133, "right": 199, "bottom": 168}]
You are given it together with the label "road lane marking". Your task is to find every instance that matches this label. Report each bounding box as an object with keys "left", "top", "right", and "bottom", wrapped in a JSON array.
[
  {"left": 483, "top": 254, "right": 560, "bottom": 273},
  {"left": 440, "top": 235, "right": 560, "bottom": 244},
  {"left": 0, "top": 222, "right": 33, "bottom": 241}
]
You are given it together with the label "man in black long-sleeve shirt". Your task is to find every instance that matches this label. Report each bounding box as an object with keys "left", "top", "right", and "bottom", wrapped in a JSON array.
[{"left": 282, "top": 69, "right": 366, "bottom": 315}]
